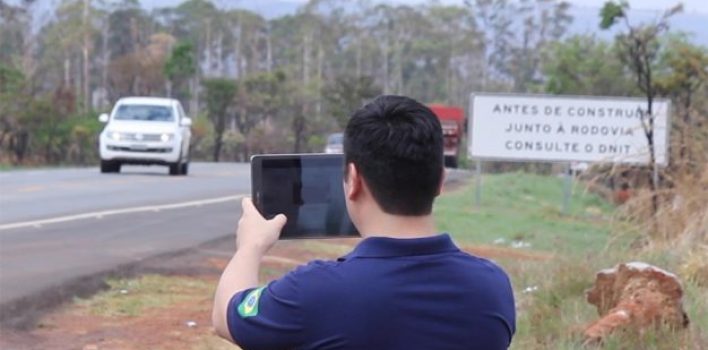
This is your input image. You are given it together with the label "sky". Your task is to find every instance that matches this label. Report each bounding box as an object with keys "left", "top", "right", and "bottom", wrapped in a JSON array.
[
  {"left": 286, "top": 0, "right": 708, "bottom": 15},
  {"left": 561, "top": 0, "right": 707, "bottom": 14},
  {"left": 12, "top": 0, "right": 708, "bottom": 45}
]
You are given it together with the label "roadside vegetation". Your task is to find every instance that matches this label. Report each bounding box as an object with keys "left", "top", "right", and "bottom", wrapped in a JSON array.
[
  {"left": 1, "top": 0, "right": 706, "bottom": 348},
  {"left": 6, "top": 172, "right": 702, "bottom": 349},
  {"left": 445, "top": 173, "right": 707, "bottom": 349},
  {"left": 2, "top": 0, "right": 706, "bottom": 166}
]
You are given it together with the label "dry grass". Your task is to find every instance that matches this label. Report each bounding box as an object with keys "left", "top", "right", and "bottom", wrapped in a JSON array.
[{"left": 512, "top": 114, "right": 708, "bottom": 349}]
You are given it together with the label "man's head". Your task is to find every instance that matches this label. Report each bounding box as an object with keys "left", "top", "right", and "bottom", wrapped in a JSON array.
[{"left": 343, "top": 95, "right": 444, "bottom": 224}]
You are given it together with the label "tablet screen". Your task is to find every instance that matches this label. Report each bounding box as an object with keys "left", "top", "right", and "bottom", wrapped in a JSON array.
[{"left": 252, "top": 154, "right": 359, "bottom": 239}]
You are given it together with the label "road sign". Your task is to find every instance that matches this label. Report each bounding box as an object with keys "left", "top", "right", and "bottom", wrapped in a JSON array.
[{"left": 468, "top": 93, "right": 670, "bottom": 165}]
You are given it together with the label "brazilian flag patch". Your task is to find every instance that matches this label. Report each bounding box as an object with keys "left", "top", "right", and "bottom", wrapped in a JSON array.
[{"left": 238, "top": 287, "right": 265, "bottom": 318}]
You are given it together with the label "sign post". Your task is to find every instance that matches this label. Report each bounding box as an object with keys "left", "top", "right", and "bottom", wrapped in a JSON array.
[
  {"left": 475, "top": 160, "right": 482, "bottom": 208},
  {"left": 562, "top": 163, "right": 572, "bottom": 214}
]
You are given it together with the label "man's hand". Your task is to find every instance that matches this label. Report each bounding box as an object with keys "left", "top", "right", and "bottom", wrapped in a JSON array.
[
  {"left": 212, "top": 198, "right": 287, "bottom": 343},
  {"left": 236, "top": 197, "right": 287, "bottom": 256}
]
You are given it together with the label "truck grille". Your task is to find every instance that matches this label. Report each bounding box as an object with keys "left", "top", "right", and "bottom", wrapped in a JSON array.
[
  {"left": 107, "top": 146, "right": 173, "bottom": 153},
  {"left": 121, "top": 133, "right": 163, "bottom": 142}
]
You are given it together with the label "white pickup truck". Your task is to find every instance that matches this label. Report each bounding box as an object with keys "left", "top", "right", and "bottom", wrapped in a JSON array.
[{"left": 98, "top": 97, "right": 192, "bottom": 175}]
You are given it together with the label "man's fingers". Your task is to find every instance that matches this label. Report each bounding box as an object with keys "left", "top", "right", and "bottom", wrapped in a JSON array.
[
  {"left": 270, "top": 214, "right": 287, "bottom": 229},
  {"left": 241, "top": 197, "right": 258, "bottom": 215}
]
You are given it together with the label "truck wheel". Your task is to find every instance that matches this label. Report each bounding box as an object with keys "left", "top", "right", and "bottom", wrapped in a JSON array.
[
  {"left": 101, "top": 160, "right": 120, "bottom": 173},
  {"left": 444, "top": 156, "right": 458, "bottom": 169},
  {"left": 180, "top": 162, "right": 189, "bottom": 175},
  {"left": 169, "top": 162, "right": 181, "bottom": 176}
]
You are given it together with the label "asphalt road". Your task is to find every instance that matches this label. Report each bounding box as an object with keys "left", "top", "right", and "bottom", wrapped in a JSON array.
[
  {"left": 0, "top": 163, "right": 250, "bottom": 306},
  {"left": 0, "top": 162, "right": 471, "bottom": 316}
]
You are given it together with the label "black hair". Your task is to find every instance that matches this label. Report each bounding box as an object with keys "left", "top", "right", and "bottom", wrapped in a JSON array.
[{"left": 344, "top": 95, "right": 443, "bottom": 216}]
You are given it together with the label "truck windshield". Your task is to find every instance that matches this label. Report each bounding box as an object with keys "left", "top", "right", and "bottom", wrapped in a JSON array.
[{"left": 114, "top": 105, "right": 174, "bottom": 122}]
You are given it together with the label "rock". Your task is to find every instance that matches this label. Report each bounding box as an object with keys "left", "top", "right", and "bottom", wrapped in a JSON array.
[{"left": 583, "top": 262, "right": 689, "bottom": 343}]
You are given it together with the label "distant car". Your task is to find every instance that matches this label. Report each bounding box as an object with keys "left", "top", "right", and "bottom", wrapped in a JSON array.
[
  {"left": 98, "top": 97, "right": 192, "bottom": 175},
  {"left": 324, "top": 133, "right": 343, "bottom": 154}
]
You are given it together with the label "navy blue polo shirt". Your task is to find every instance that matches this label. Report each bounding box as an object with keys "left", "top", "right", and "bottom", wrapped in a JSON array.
[{"left": 227, "top": 234, "right": 516, "bottom": 350}]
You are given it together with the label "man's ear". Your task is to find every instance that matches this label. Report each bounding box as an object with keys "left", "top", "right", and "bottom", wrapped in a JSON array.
[
  {"left": 345, "top": 163, "right": 361, "bottom": 200},
  {"left": 436, "top": 167, "right": 446, "bottom": 196}
]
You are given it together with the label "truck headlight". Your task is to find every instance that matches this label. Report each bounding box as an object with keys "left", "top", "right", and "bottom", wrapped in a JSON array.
[
  {"left": 109, "top": 131, "right": 122, "bottom": 141},
  {"left": 161, "top": 133, "right": 174, "bottom": 142}
]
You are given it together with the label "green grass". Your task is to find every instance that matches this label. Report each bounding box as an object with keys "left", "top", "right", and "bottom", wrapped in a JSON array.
[
  {"left": 0, "top": 163, "right": 21, "bottom": 171},
  {"left": 74, "top": 274, "right": 212, "bottom": 317},
  {"left": 436, "top": 172, "right": 619, "bottom": 253},
  {"left": 434, "top": 172, "right": 707, "bottom": 349},
  {"left": 0, "top": 163, "right": 95, "bottom": 171},
  {"left": 63, "top": 171, "right": 705, "bottom": 349}
]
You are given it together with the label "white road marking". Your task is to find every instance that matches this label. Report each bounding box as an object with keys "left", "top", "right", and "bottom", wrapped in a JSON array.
[{"left": 0, "top": 194, "right": 245, "bottom": 232}]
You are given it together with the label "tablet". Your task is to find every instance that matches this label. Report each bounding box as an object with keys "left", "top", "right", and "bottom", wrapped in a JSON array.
[{"left": 251, "top": 154, "right": 359, "bottom": 239}]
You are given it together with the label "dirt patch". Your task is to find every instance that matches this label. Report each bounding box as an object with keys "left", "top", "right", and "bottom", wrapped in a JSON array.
[
  {"left": 0, "top": 238, "right": 356, "bottom": 350},
  {"left": 0, "top": 231, "right": 545, "bottom": 349}
]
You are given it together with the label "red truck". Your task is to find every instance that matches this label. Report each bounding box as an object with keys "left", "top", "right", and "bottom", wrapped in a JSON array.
[{"left": 427, "top": 104, "right": 465, "bottom": 168}]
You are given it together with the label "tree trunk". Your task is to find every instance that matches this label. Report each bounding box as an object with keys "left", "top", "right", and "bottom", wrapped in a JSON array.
[
  {"left": 316, "top": 43, "right": 323, "bottom": 118},
  {"left": 216, "top": 32, "right": 223, "bottom": 76},
  {"left": 64, "top": 56, "right": 71, "bottom": 87},
  {"left": 293, "top": 114, "right": 305, "bottom": 153},
  {"left": 395, "top": 30, "right": 403, "bottom": 94},
  {"left": 83, "top": 0, "right": 91, "bottom": 111},
  {"left": 295, "top": 31, "right": 311, "bottom": 152},
  {"left": 205, "top": 20, "right": 212, "bottom": 77},
  {"left": 101, "top": 22, "right": 109, "bottom": 107},
  {"left": 356, "top": 33, "right": 362, "bottom": 78},
  {"left": 75, "top": 56, "right": 82, "bottom": 105},
  {"left": 234, "top": 21, "right": 242, "bottom": 79},
  {"left": 382, "top": 24, "right": 389, "bottom": 94},
  {"left": 166, "top": 80, "right": 172, "bottom": 98},
  {"left": 189, "top": 77, "right": 198, "bottom": 116},
  {"left": 643, "top": 57, "right": 660, "bottom": 227},
  {"left": 213, "top": 116, "right": 225, "bottom": 162},
  {"left": 266, "top": 24, "right": 273, "bottom": 72}
]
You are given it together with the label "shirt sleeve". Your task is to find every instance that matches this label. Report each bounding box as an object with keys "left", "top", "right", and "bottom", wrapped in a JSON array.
[{"left": 226, "top": 270, "right": 304, "bottom": 350}]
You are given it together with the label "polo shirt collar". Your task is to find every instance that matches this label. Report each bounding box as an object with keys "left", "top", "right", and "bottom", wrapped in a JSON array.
[{"left": 339, "top": 233, "right": 459, "bottom": 260}]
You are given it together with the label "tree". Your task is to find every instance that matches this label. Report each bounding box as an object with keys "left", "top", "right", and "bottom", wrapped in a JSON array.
[
  {"left": 234, "top": 70, "right": 291, "bottom": 158},
  {"left": 164, "top": 41, "right": 196, "bottom": 100},
  {"left": 108, "top": 33, "right": 175, "bottom": 97},
  {"left": 543, "top": 35, "right": 634, "bottom": 96},
  {"left": 202, "top": 78, "right": 236, "bottom": 162},
  {"left": 0, "top": 63, "right": 28, "bottom": 162},
  {"left": 323, "top": 75, "right": 381, "bottom": 128},
  {"left": 656, "top": 38, "right": 708, "bottom": 171},
  {"left": 600, "top": 0, "right": 682, "bottom": 220},
  {"left": 469, "top": 0, "right": 572, "bottom": 93}
]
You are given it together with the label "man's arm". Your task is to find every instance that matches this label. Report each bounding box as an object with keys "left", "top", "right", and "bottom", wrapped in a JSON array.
[{"left": 212, "top": 198, "right": 286, "bottom": 343}]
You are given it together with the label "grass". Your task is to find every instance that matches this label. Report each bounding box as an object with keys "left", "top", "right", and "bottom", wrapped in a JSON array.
[
  {"left": 436, "top": 172, "right": 706, "bottom": 350},
  {"left": 0, "top": 163, "right": 22, "bottom": 171},
  {"left": 74, "top": 274, "right": 212, "bottom": 317},
  {"left": 60, "top": 171, "right": 705, "bottom": 349},
  {"left": 436, "top": 172, "right": 620, "bottom": 253},
  {"left": 0, "top": 162, "right": 94, "bottom": 171}
]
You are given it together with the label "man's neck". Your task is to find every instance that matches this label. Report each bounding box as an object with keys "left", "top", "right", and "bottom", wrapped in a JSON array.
[{"left": 358, "top": 212, "right": 437, "bottom": 239}]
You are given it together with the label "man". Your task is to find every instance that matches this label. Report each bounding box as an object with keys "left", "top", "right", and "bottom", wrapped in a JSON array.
[{"left": 212, "top": 95, "right": 516, "bottom": 349}]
